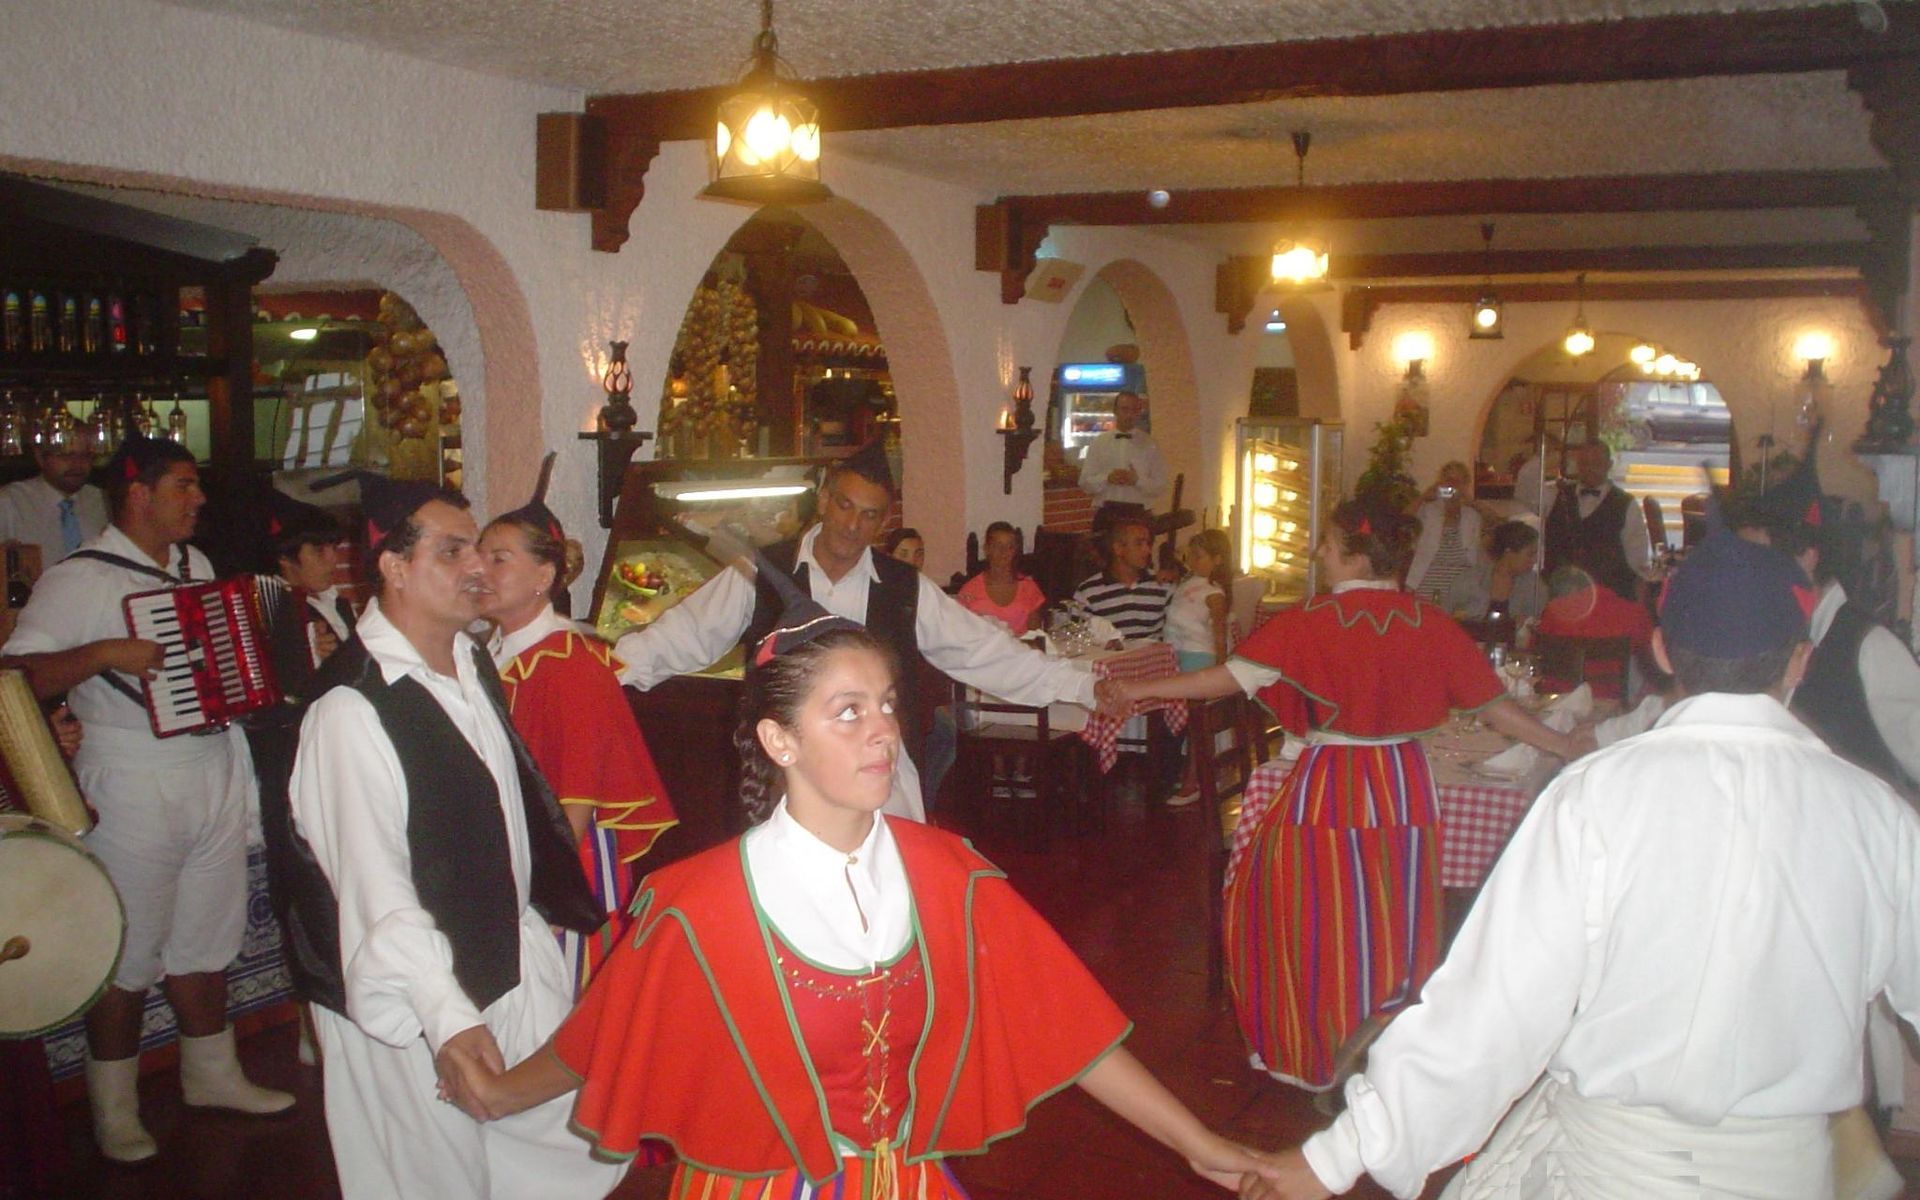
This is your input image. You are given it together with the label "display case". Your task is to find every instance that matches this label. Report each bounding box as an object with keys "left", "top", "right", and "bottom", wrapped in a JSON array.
[
  {"left": 1052, "top": 362, "right": 1148, "bottom": 456},
  {"left": 1234, "top": 418, "right": 1343, "bottom": 604}
]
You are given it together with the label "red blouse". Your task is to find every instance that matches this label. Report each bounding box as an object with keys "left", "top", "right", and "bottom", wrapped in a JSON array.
[{"left": 1235, "top": 587, "right": 1503, "bottom": 738}]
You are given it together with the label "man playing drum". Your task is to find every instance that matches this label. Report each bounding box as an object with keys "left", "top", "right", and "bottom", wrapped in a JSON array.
[{"left": 2, "top": 433, "right": 294, "bottom": 1164}]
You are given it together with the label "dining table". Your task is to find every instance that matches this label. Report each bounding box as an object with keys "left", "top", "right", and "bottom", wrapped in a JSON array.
[{"left": 966, "top": 639, "right": 1188, "bottom": 774}]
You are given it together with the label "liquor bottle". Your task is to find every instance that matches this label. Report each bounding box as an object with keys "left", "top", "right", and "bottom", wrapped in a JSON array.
[
  {"left": 1, "top": 289, "right": 21, "bottom": 353},
  {"left": 83, "top": 295, "right": 104, "bottom": 355},
  {"left": 130, "top": 293, "right": 156, "bottom": 355},
  {"left": 56, "top": 293, "right": 78, "bottom": 354},
  {"left": 107, "top": 293, "right": 127, "bottom": 353},
  {"left": 27, "top": 290, "right": 49, "bottom": 353}
]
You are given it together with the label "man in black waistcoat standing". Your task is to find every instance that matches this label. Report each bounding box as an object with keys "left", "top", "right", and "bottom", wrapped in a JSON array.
[
  {"left": 1543, "top": 441, "right": 1653, "bottom": 602},
  {"left": 279, "top": 479, "right": 621, "bottom": 1200},
  {"left": 615, "top": 442, "right": 1098, "bottom": 820}
]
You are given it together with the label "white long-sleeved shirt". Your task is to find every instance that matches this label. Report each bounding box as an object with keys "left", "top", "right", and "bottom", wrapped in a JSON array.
[
  {"left": 1077, "top": 427, "right": 1168, "bottom": 509},
  {"left": 1806, "top": 581, "right": 1920, "bottom": 786},
  {"left": 614, "top": 525, "right": 1097, "bottom": 817},
  {"left": 288, "top": 599, "right": 536, "bottom": 1054},
  {"left": 1303, "top": 691, "right": 1920, "bottom": 1198},
  {"left": 1543, "top": 481, "right": 1655, "bottom": 579},
  {"left": 0, "top": 475, "right": 106, "bottom": 571}
]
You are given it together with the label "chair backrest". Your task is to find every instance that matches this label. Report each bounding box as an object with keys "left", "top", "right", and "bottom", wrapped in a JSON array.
[
  {"left": 1641, "top": 495, "right": 1667, "bottom": 552},
  {"left": 1534, "top": 631, "right": 1631, "bottom": 697},
  {"left": 1457, "top": 615, "right": 1517, "bottom": 648},
  {"left": 1188, "top": 692, "right": 1257, "bottom": 807},
  {"left": 1228, "top": 575, "right": 1267, "bottom": 646},
  {"left": 952, "top": 677, "right": 1053, "bottom": 737},
  {"left": 1030, "top": 526, "right": 1088, "bottom": 605}
]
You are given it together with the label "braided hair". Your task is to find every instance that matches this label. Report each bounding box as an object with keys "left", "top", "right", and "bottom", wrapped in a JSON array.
[{"left": 733, "top": 626, "right": 894, "bottom": 826}]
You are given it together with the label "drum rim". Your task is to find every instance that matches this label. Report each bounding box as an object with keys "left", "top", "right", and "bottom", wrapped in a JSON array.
[{"left": 0, "top": 818, "right": 128, "bottom": 1039}]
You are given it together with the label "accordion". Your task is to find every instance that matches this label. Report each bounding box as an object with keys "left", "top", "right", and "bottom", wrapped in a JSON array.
[{"left": 122, "top": 578, "right": 281, "bottom": 737}]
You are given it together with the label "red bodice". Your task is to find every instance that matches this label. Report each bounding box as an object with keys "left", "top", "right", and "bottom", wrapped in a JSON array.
[{"left": 775, "top": 939, "right": 928, "bottom": 1147}]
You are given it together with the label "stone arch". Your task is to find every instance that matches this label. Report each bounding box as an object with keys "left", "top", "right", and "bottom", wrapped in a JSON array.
[
  {"left": 1077, "top": 258, "right": 1202, "bottom": 509},
  {"left": 1270, "top": 295, "right": 1340, "bottom": 421},
  {"left": 0, "top": 153, "right": 534, "bottom": 511}
]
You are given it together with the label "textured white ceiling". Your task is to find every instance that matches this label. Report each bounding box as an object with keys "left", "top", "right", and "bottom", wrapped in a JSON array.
[{"left": 157, "top": 0, "right": 1819, "bottom": 93}]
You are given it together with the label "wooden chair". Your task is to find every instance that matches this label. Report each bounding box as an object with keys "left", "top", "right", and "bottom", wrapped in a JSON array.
[
  {"left": 1029, "top": 526, "right": 1089, "bottom": 606},
  {"left": 1186, "top": 692, "right": 1262, "bottom": 1001},
  {"left": 1641, "top": 495, "right": 1668, "bottom": 555},
  {"left": 951, "top": 680, "right": 1089, "bottom": 852},
  {"left": 1456, "top": 615, "right": 1517, "bottom": 648},
  {"left": 1534, "top": 631, "right": 1632, "bottom": 699}
]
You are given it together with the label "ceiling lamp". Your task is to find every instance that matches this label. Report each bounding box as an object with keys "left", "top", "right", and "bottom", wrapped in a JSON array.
[
  {"left": 1468, "top": 221, "right": 1503, "bottom": 340},
  {"left": 1270, "top": 131, "right": 1329, "bottom": 285},
  {"left": 1562, "top": 272, "right": 1595, "bottom": 358},
  {"left": 702, "top": 0, "right": 830, "bottom": 205},
  {"left": 1630, "top": 343, "right": 1657, "bottom": 366}
]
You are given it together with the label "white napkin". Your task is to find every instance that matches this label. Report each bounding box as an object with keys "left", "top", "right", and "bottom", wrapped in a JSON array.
[
  {"left": 1477, "top": 707, "right": 1578, "bottom": 779},
  {"left": 1083, "top": 613, "right": 1124, "bottom": 646},
  {"left": 1594, "top": 695, "right": 1665, "bottom": 747},
  {"left": 1541, "top": 683, "right": 1593, "bottom": 722}
]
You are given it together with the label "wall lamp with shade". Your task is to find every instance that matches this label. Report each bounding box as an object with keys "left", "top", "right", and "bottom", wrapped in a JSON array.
[
  {"left": 998, "top": 366, "right": 1039, "bottom": 494},
  {"left": 1468, "top": 222, "right": 1503, "bottom": 339},
  {"left": 1392, "top": 329, "right": 1434, "bottom": 437},
  {"left": 703, "top": 0, "right": 830, "bottom": 205},
  {"left": 1562, "top": 273, "right": 1595, "bottom": 358},
  {"left": 1793, "top": 331, "right": 1837, "bottom": 433}
]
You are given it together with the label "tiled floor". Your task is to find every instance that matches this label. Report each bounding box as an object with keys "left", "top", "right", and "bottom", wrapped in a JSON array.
[{"left": 25, "top": 764, "right": 1920, "bottom": 1198}]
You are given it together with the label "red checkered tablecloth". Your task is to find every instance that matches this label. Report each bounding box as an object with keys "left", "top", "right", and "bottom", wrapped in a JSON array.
[
  {"left": 1078, "top": 642, "right": 1189, "bottom": 774},
  {"left": 1234, "top": 754, "right": 1534, "bottom": 890}
]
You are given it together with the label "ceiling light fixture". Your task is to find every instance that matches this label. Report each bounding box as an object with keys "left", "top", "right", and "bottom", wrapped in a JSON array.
[
  {"left": 1270, "top": 131, "right": 1329, "bottom": 286},
  {"left": 288, "top": 327, "right": 319, "bottom": 342},
  {"left": 1468, "top": 222, "right": 1503, "bottom": 340},
  {"left": 1562, "top": 273, "right": 1595, "bottom": 358},
  {"left": 703, "top": 0, "right": 829, "bottom": 205}
]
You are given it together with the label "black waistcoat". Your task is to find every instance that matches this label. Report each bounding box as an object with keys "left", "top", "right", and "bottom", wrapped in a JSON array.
[
  {"left": 260, "top": 635, "right": 599, "bottom": 1018},
  {"left": 1793, "top": 601, "right": 1915, "bottom": 793},
  {"left": 1545, "top": 483, "right": 1638, "bottom": 600},
  {"left": 742, "top": 538, "right": 927, "bottom": 766}
]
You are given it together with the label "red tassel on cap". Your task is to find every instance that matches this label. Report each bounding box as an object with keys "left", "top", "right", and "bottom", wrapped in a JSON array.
[
  {"left": 753, "top": 634, "right": 778, "bottom": 667},
  {"left": 1803, "top": 499, "right": 1822, "bottom": 528},
  {"left": 1792, "top": 583, "right": 1817, "bottom": 619},
  {"left": 121, "top": 457, "right": 139, "bottom": 481},
  {"left": 1356, "top": 517, "right": 1373, "bottom": 537}
]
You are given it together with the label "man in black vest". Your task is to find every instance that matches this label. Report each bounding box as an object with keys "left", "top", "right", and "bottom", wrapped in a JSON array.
[
  {"left": 282, "top": 480, "right": 620, "bottom": 1199},
  {"left": 1543, "top": 442, "right": 1652, "bottom": 602},
  {"left": 616, "top": 442, "right": 1098, "bottom": 820}
]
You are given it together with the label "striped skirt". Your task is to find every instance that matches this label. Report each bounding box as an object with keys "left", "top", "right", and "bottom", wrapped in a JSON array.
[
  {"left": 557, "top": 822, "right": 630, "bottom": 998},
  {"left": 1223, "top": 740, "right": 1443, "bottom": 1091},
  {"left": 667, "top": 1156, "right": 970, "bottom": 1200}
]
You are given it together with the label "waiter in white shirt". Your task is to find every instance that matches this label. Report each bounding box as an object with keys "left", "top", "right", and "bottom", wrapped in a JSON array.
[
  {"left": 614, "top": 441, "right": 1096, "bottom": 822},
  {"left": 0, "top": 439, "right": 107, "bottom": 571},
  {"left": 1077, "top": 391, "right": 1168, "bottom": 529},
  {"left": 281, "top": 477, "right": 623, "bottom": 1199},
  {"left": 1248, "top": 525, "right": 1920, "bottom": 1200}
]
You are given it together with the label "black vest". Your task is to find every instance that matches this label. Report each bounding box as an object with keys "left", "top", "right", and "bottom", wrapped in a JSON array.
[
  {"left": 1545, "top": 483, "right": 1638, "bottom": 600},
  {"left": 1793, "top": 601, "right": 1916, "bottom": 794},
  {"left": 260, "top": 635, "right": 599, "bottom": 1018},
  {"left": 743, "top": 539, "right": 927, "bottom": 766}
]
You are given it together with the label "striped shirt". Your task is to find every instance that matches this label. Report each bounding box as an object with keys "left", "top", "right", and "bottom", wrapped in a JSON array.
[{"left": 1072, "top": 573, "right": 1173, "bottom": 641}]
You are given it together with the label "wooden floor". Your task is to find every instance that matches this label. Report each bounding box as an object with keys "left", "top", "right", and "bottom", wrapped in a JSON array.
[{"left": 23, "top": 764, "right": 1920, "bottom": 1199}]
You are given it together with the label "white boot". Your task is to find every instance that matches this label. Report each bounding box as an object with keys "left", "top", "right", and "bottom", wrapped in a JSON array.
[
  {"left": 85, "top": 1054, "right": 158, "bottom": 1164},
  {"left": 178, "top": 1027, "right": 295, "bottom": 1115}
]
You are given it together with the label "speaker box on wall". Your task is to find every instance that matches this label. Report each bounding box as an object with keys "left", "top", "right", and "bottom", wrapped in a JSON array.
[
  {"left": 1024, "top": 258, "right": 1085, "bottom": 303},
  {"left": 535, "top": 113, "right": 606, "bottom": 212}
]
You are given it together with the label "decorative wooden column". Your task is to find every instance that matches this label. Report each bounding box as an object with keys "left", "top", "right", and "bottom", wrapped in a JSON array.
[
  {"left": 744, "top": 251, "right": 797, "bottom": 454},
  {"left": 204, "top": 248, "right": 277, "bottom": 468}
]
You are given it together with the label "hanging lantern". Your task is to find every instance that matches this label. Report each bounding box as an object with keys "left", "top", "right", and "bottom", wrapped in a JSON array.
[
  {"left": 703, "top": 0, "right": 830, "bottom": 205},
  {"left": 1468, "top": 222, "right": 1503, "bottom": 340},
  {"left": 1562, "top": 273, "right": 1595, "bottom": 358},
  {"left": 1269, "top": 130, "right": 1329, "bottom": 285}
]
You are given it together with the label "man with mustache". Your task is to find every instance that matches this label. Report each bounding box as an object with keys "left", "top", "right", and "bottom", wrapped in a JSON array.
[{"left": 274, "top": 478, "right": 621, "bottom": 1199}]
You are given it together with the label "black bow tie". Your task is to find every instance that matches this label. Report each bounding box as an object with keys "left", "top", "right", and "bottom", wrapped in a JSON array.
[
  {"left": 1580, "top": 487, "right": 1604, "bottom": 498},
  {"left": 1113, "top": 433, "right": 1131, "bottom": 440}
]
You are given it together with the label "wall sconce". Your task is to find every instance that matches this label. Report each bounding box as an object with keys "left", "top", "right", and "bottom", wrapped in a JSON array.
[
  {"left": 1391, "top": 332, "right": 1433, "bottom": 438},
  {"left": 1794, "top": 331, "right": 1835, "bottom": 380},
  {"left": 998, "top": 365, "right": 1040, "bottom": 494},
  {"left": 578, "top": 338, "right": 655, "bottom": 528}
]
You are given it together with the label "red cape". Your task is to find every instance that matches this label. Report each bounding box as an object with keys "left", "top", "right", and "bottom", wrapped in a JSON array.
[{"left": 551, "top": 817, "right": 1131, "bottom": 1182}]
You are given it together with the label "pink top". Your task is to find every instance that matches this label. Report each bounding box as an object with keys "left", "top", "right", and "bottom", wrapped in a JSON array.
[{"left": 956, "top": 573, "right": 1049, "bottom": 634}]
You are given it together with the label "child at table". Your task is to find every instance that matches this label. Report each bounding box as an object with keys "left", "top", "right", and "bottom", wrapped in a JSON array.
[
  {"left": 1165, "top": 529, "right": 1233, "bottom": 672},
  {"left": 1102, "top": 500, "right": 1577, "bottom": 1094}
]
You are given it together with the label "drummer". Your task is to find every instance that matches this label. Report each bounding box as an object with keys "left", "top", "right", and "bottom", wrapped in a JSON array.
[{"left": 1, "top": 433, "right": 294, "bottom": 1164}]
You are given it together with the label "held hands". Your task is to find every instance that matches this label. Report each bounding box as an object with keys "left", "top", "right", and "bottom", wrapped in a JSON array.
[
  {"left": 1094, "top": 677, "right": 1136, "bottom": 718},
  {"left": 311, "top": 622, "right": 342, "bottom": 664},
  {"left": 434, "top": 1026, "right": 507, "bottom": 1122},
  {"left": 1236, "top": 1148, "right": 1332, "bottom": 1199},
  {"left": 1107, "top": 467, "right": 1139, "bottom": 487},
  {"left": 94, "top": 638, "right": 165, "bottom": 680}
]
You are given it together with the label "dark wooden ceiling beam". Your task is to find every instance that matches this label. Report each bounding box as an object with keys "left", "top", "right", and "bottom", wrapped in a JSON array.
[
  {"left": 1001, "top": 170, "right": 1901, "bottom": 227},
  {"left": 587, "top": 5, "right": 1920, "bottom": 141},
  {"left": 1331, "top": 242, "right": 1874, "bottom": 279}
]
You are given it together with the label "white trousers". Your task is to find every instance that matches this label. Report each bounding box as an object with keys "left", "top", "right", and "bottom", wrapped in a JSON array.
[
  {"left": 1443, "top": 1077, "right": 1832, "bottom": 1200},
  {"left": 314, "top": 923, "right": 626, "bottom": 1200},
  {"left": 77, "top": 726, "right": 256, "bottom": 991}
]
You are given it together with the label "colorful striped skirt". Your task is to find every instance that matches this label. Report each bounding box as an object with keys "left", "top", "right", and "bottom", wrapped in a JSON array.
[
  {"left": 1223, "top": 740, "right": 1442, "bottom": 1091},
  {"left": 558, "top": 822, "right": 631, "bottom": 997},
  {"left": 667, "top": 1155, "right": 971, "bottom": 1199}
]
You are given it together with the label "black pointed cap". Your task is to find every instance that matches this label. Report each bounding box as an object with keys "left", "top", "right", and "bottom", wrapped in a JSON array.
[
  {"left": 495, "top": 451, "right": 564, "bottom": 544},
  {"left": 835, "top": 438, "right": 894, "bottom": 492},
  {"left": 312, "top": 469, "right": 455, "bottom": 551},
  {"left": 691, "top": 519, "right": 862, "bottom": 666},
  {"left": 1659, "top": 525, "right": 1815, "bottom": 658},
  {"left": 1751, "top": 425, "right": 1829, "bottom": 532},
  {"left": 106, "top": 431, "right": 192, "bottom": 483}
]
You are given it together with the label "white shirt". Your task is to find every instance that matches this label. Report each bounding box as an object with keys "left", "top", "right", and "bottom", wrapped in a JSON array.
[
  {"left": 1805, "top": 580, "right": 1920, "bottom": 786},
  {"left": 1302, "top": 692, "right": 1920, "bottom": 1198},
  {"left": 288, "top": 599, "right": 532, "bottom": 1053},
  {"left": 743, "top": 799, "right": 912, "bottom": 972},
  {"left": 308, "top": 585, "right": 353, "bottom": 645},
  {"left": 1543, "top": 480, "right": 1655, "bottom": 579},
  {"left": 614, "top": 525, "right": 1098, "bottom": 818},
  {"left": 3, "top": 523, "right": 213, "bottom": 749},
  {"left": 1163, "top": 574, "right": 1223, "bottom": 658},
  {"left": 0, "top": 475, "right": 106, "bottom": 571},
  {"left": 491, "top": 602, "right": 574, "bottom": 670},
  {"left": 1078, "top": 427, "right": 1168, "bottom": 509}
]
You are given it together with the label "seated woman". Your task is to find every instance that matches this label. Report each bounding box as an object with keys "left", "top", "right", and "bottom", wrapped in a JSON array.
[
  {"left": 1443, "top": 519, "right": 1547, "bottom": 628},
  {"left": 479, "top": 494, "right": 678, "bottom": 995},
  {"left": 1406, "top": 461, "right": 1492, "bottom": 603},
  {"left": 882, "top": 526, "right": 924, "bottom": 572},
  {"left": 458, "top": 582, "right": 1278, "bottom": 1196},
  {"left": 956, "top": 521, "right": 1049, "bottom": 634}
]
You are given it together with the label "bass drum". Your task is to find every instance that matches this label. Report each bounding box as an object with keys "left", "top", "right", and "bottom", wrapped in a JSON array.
[{"left": 0, "top": 813, "right": 124, "bottom": 1038}]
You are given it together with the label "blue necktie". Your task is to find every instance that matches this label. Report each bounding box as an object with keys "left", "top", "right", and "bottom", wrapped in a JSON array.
[{"left": 57, "top": 497, "right": 81, "bottom": 554}]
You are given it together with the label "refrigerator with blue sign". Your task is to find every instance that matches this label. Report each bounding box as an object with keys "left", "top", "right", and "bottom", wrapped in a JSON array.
[{"left": 1052, "top": 361, "right": 1148, "bottom": 458}]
